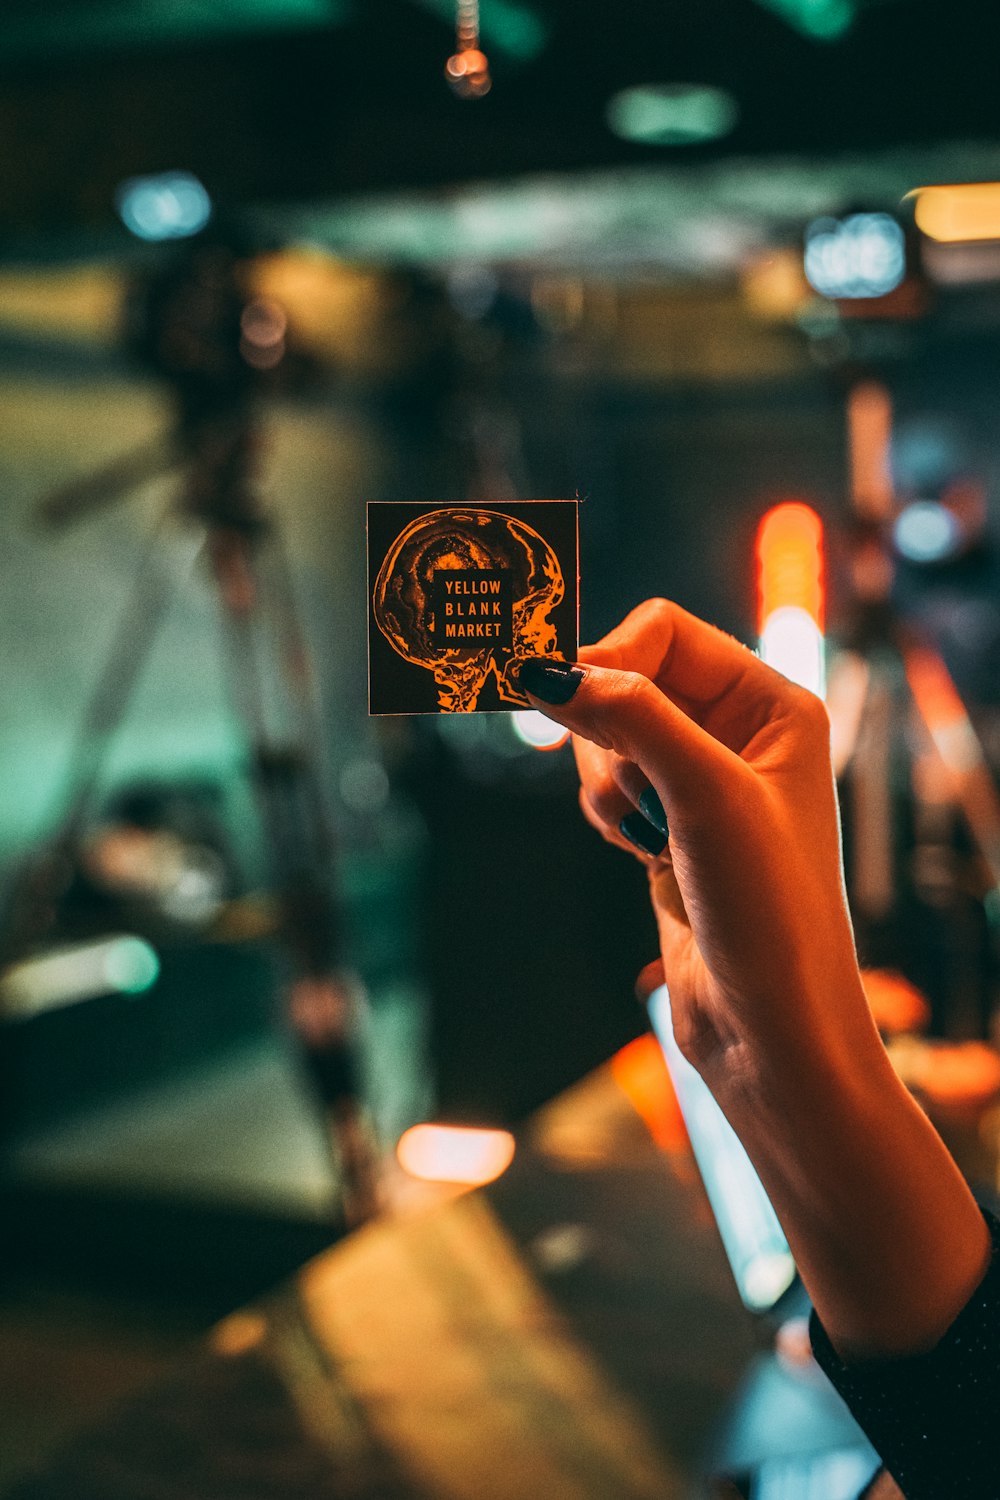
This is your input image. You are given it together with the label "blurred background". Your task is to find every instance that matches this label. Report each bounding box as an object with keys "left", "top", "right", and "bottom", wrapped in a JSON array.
[{"left": 5, "top": 0, "right": 1000, "bottom": 1488}]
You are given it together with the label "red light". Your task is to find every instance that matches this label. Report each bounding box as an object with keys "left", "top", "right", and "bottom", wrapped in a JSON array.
[{"left": 756, "top": 501, "right": 824, "bottom": 634}]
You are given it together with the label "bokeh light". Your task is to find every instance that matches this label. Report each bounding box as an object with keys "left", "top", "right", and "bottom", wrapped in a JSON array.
[
  {"left": 511, "top": 709, "right": 570, "bottom": 751},
  {"left": 803, "top": 213, "right": 905, "bottom": 299},
  {"left": 606, "top": 84, "right": 738, "bottom": 146},
  {"left": 115, "top": 171, "right": 212, "bottom": 241},
  {"left": 396, "top": 1123, "right": 515, "bottom": 1185}
]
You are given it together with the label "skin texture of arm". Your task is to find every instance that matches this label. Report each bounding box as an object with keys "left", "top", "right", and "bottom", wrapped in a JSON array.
[{"left": 519, "top": 598, "right": 990, "bottom": 1361}]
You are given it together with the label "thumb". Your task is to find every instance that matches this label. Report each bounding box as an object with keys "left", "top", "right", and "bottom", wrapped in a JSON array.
[{"left": 517, "top": 656, "right": 742, "bottom": 814}]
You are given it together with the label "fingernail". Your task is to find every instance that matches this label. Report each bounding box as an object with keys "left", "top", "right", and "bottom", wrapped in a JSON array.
[
  {"left": 516, "top": 657, "right": 585, "bottom": 705},
  {"left": 619, "top": 810, "right": 668, "bottom": 857},
  {"left": 638, "top": 787, "right": 669, "bottom": 839}
]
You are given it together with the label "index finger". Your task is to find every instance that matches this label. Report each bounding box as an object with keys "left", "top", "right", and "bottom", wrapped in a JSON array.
[{"left": 580, "top": 598, "right": 784, "bottom": 716}]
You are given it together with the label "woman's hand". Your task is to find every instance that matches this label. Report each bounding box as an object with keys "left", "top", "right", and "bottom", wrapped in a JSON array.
[
  {"left": 517, "top": 597, "right": 872, "bottom": 1095},
  {"left": 517, "top": 598, "right": 991, "bottom": 1359}
]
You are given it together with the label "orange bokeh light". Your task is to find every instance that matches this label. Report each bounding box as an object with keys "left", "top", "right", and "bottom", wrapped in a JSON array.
[
  {"left": 610, "top": 1033, "right": 687, "bottom": 1152},
  {"left": 396, "top": 1124, "right": 515, "bottom": 1185},
  {"left": 847, "top": 380, "right": 894, "bottom": 520},
  {"left": 914, "top": 183, "right": 1000, "bottom": 244},
  {"left": 445, "top": 48, "right": 491, "bottom": 98},
  {"left": 860, "top": 967, "right": 931, "bottom": 1035},
  {"left": 756, "top": 501, "right": 825, "bottom": 632},
  {"left": 904, "top": 644, "right": 970, "bottom": 743},
  {"left": 919, "top": 1042, "right": 1000, "bottom": 1110}
]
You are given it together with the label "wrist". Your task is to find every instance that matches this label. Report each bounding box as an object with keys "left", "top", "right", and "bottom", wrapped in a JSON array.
[
  {"left": 708, "top": 998, "right": 890, "bottom": 1167},
  {"left": 700, "top": 960, "right": 882, "bottom": 1117},
  {"left": 708, "top": 1010, "right": 991, "bottom": 1358}
]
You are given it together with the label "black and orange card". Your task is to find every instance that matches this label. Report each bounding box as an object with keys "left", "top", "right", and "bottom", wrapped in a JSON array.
[{"left": 367, "top": 501, "right": 579, "bottom": 714}]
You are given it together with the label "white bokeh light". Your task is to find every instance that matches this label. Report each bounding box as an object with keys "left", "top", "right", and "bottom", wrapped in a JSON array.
[
  {"left": 804, "top": 213, "right": 905, "bottom": 300},
  {"left": 759, "top": 605, "right": 825, "bottom": 696},
  {"left": 893, "top": 500, "right": 961, "bottom": 563},
  {"left": 511, "top": 709, "right": 570, "bottom": 751}
]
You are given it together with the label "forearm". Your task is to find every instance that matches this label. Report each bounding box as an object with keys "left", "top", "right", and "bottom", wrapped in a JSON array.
[
  {"left": 711, "top": 989, "right": 991, "bottom": 1360},
  {"left": 517, "top": 611, "right": 993, "bottom": 1360}
]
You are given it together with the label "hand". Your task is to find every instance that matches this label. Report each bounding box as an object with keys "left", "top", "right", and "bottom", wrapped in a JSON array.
[
  {"left": 518, "top": 598, "right": 991, "bottom": 1359},
  {"left": 519, "top": 598, "right": 869, "bottom": 1095}
]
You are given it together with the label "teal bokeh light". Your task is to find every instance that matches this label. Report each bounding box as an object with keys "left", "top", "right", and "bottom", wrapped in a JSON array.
[
  {"left": 116, "top": 171, "right": 212, "bottom": 242},
  {"left": 103, "top": 936, "right": 161, "bottom": 996},
  {"left": 754, "top": 0, "right": 856, "bottom": 40},
  {"left": 606, "top": 85, "right": 739, "bottom": 147}
]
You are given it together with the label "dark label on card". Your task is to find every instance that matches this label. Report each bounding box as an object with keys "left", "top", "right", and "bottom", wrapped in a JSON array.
[{"left": 367, "top": 501, "right": 579, "bottom": 715}]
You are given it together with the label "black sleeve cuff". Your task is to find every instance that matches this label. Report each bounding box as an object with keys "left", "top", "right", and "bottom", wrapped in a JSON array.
[{"left": 809, "top": 1207, "right": 1000, "bottom": 1500}]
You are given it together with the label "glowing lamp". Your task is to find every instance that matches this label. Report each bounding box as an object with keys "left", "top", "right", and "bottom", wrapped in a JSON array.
[
  {"left": 756, "top": 501, "right": 825, "bottom": 696},
  {"left": 396, "top": 1124, "right": 515, "bottom": 1185},
  {"left": 445, "top": 48, "right": 492, "bottom": 98},
  {"left": 913, "top": 184, "right": 1000, "bottom": 244}
]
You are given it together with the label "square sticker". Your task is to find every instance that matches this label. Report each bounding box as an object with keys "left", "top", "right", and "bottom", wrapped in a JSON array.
[{"left": 368, "top": 500, "right": 579, "bottom": 714}]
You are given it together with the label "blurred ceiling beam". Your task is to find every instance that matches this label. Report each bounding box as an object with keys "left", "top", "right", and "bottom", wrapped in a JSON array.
[{"left": 0, "top": 0, "right": 349, "bottom": 66}]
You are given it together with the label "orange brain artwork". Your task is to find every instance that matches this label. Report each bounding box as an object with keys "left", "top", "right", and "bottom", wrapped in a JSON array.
[{"left": 372, "top": 508, "right": 565, "bottom": 711}]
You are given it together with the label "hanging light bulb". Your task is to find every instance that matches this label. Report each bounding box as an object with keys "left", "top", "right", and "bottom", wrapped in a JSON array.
[{"left": 446, "top": 0, "right": 491, "bottom": 97}]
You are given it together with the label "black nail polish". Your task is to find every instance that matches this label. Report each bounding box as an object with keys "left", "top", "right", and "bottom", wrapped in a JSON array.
[
  {"left": 638, "top": 787, "right": 669, "bottom": 839},
  {"left": 517, "top": 656, "right": 584, "bottom": 705},
  {"left": 620, "top": 810, "right": 668, "bottom": 857}
]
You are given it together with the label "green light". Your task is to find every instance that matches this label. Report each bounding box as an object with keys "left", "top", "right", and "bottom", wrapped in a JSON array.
[
  {"left": 480, "top": 0, "right": 546, "bottom": 59},
  {"left": 606, "top": 85, "right": 739, "bottom": 147},
  {"left": 414, "top": 0, "right": 546, "bottom": 60},
  {"left": 753, "top": 0, "right": 856, "bottom": 40},
  {"left": 0, "top": 0, "right": 348, "bottom": 62},
  {"left": 102, "top": 937, "right": 161, "bottom": 995}
]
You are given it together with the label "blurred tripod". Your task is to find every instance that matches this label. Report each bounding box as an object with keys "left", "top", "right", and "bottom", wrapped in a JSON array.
[{"left": 2, "top": 233, "right": 379, "bottom": 1225}]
